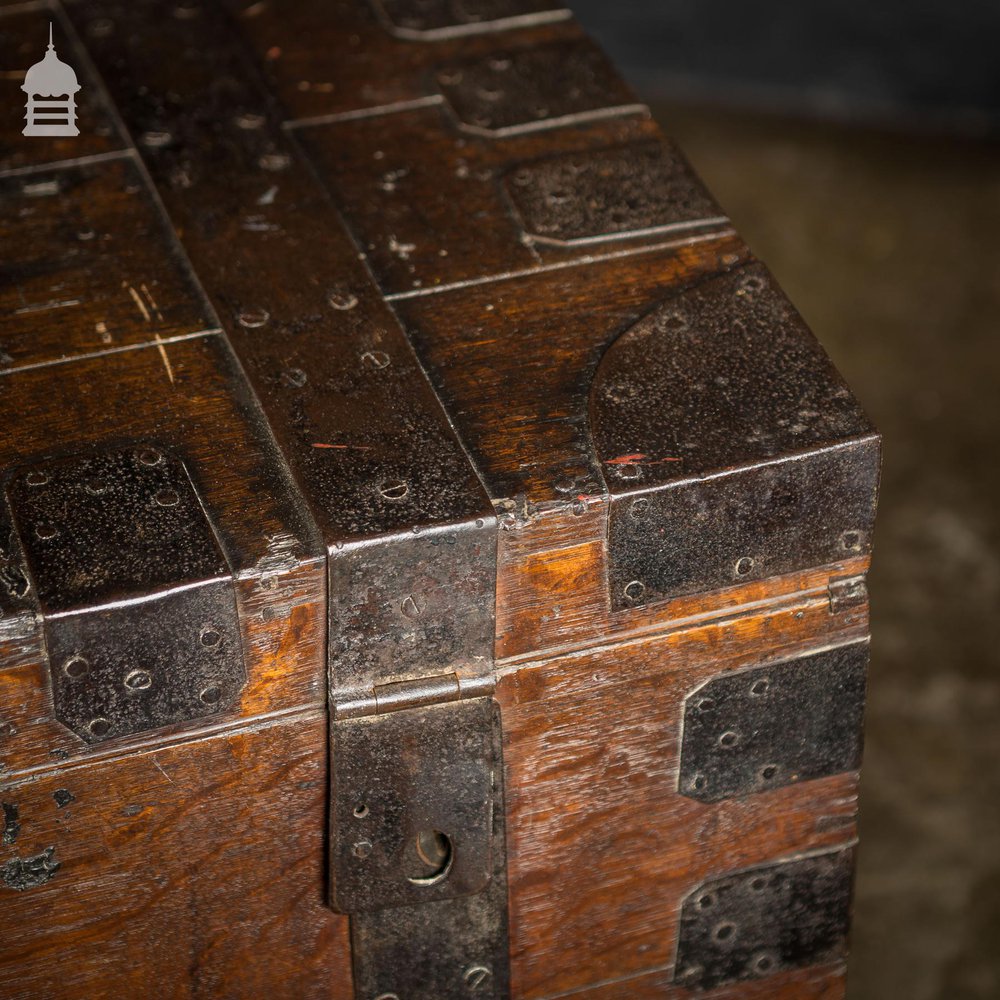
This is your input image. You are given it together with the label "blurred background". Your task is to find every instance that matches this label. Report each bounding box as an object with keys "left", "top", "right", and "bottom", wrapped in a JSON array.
[{"left": 570, "top": 3, "right": 1000, "bottom": 998}]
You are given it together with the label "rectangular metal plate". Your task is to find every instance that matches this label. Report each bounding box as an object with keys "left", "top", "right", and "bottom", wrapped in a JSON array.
[
  {"left": 437, "top": 41, "right": 638, "bottom": 136},
  {"left": 350, "top": 753, "right": 510, "bottom": 1000},
  {"left": 329, "top": 521, "right": 496, "bottom": 705},
  {"left": 505, "top": 141, "right": 726, "bottom": 245},
  {"left": 5, "top": 446, "right": 227, "bottom": 612},
  {"left": 330, "top": 698, "right": 499, "bottom": 914},
  {"left": 674, "top": 847, "right": 854, "bottom": 990},
  {"left": 5, "top": 446, "right": 245, "bottom": 742},
  {"left": 678, "top": 643, "right": 867, "bottom": 803},
  {"left": 607, "top": 438, "right": 880, "bottom": 610}
]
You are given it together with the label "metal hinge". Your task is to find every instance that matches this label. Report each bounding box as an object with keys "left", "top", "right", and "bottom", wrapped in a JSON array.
[
  {"left": 3, "top": 445, "right": 246, "bottom": 744},
  {"left": 328, "top": 521, "right": 510, "bottom": 999}
]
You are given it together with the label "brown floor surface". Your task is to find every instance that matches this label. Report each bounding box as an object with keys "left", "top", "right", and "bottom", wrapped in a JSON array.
[{"left": 651, "top": 102, "right": 1000, "bottom": 1000}]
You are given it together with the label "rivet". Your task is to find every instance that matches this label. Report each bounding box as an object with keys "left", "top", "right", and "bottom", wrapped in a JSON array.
[
  {"left": 281, "top": 368, "right": 307, "bottom": 388},
  {"left": 138, "top": 448, "right": 163, "bottom": 466},
  {"left": 234, "top": 112, "right": 265, "bottom": 130},
  {"left": 141, "top": 131, "right": 172, "bottom": 148},
  {"left": 154, "top": 489, "right": 180, "bottom": 507},
  {"left": 258, "top": 152, "right": 290, "bottom": 172},
  {"left": 760, "top": 763, "right": 778, "bottom": 781},
  {"left": 400, "top": 594, "right": 424, "bottom": 620},
  {"left": 353, "top": 804, "right": 369, "bottom": 819},
  {"left": 750, "top": 678, "right": 769, "bottom": 696},
  {"left": 352, "top": 840, "right": 373, "bottom": 859},
  {"left": 63, "top": 655, "right": 90, "bottom": 680},
  {"left": 361, "top": 350, "right": 391, "bottom": 369},
  {"left": 623, "top": 580, "right": 645, "bottom": 602},
  {"left": 84, "top": 477, "right": 108, "bottom": 496},
  {"left": 630, "top": 497, "right": 648, "bottom": 519},
  {"left": 718, "top": 730, "right": 739, "bottom": 749},
  {"left": 713, "top": 921, "right": 737, "bottom": 943},
  {"left": 734, "top": 556, "right": 754, "bottom": 577},
  {"left": 199, "top": 685, "right": 222, "bottom": 705},
  {"left": 35, "top": 522, "right": 58, "bottom": 540},
  {"left": 88, "top": 718, "right": 111, "bottom": 738},
  {"left": 616, "top": 463, "right": 640, "bottom": 481},
  {"left": 553, "top": 477, "right": 575, "bottom": 494},
  {"left": 238, "top": 308, "right": 270, "bottom": 329},
  {"left": 840, "top": 530, "right": 862, "bottom": 552},
  {"left": 751, "top": 950, "right": 777, "bottom": 975},
  {"left": 463, "top": 965, "right": 492, "bottom": 990},
  {"left": 124, "top": 669, "right": 153, "bottom": 691},
  {"left": 379, "top": 480, "right": 408, "bottom": 501},
  {"left": 200, "top": 627, "right": 222, "bottom": 648},
  {"left": 25, "top": 471, "right": 48, "bottom": 487},
  {"left": 328, "top": 290, "right": 359, "bottom": 311}
]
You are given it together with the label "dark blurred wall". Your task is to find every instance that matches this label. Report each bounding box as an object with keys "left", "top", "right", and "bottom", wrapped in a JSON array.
[{"left": 571, "top": 0, "right": 1000, "bottom": 134}]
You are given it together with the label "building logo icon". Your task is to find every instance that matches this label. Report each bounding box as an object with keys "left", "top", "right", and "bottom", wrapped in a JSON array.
[{"left": 22, "top": 24, "right": 81, "bottom": 137}]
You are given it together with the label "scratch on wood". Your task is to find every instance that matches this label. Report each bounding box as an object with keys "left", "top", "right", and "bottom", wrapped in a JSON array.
[
  {"left": 140, "top": 283, "right": 165, "bottom": 322},
  {"left": 125, "top": 283, "right": 151, "bottom": 322},
  {"left": 152, "top": 759, "right": 175, "bottom": 785},
  {"left": 154, "top": 334, "right": 175, "bottom": 384},
  {"left": 13, "top": 299, "right": 81, "bottom": 316}
]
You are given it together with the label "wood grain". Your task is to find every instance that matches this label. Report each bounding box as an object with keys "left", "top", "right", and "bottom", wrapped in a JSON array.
[
  {"left": 296, "top": 105, "right": 679, "bottom": 295},
  {"left": 498, "top": 599, "right": 867, "bottom": 997},
  {"left": 221, "top": 0, "right": 582, "bottom": 121},
  {"left": 0, "top": 157, "right": 213, "bottom": 371},
  {"left": 0, "top": 710, "right": 354, "bottom": 1000}
]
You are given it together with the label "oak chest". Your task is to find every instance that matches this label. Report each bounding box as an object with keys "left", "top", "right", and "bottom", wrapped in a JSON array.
[{"left": 0, "top": 1, "right": 879, "bottom": 997}]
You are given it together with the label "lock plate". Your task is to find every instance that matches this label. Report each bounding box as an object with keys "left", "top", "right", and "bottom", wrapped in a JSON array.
[
  {"left": 331, "top": 698, "right": 498, "bottom": 913},
  {"left": 5, "top": 446, "right": 245, "bottom": 743}
]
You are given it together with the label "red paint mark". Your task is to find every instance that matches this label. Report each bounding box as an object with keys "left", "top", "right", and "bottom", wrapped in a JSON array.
[
  {"left": 606, "top": 453, "right": 681, "bottom": 466},
  {"left": 312, "top": 443, "right": 372, "bottom": 450}
]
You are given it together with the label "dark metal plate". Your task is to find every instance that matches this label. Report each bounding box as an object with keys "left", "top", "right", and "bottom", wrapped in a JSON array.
[
  {"left": 372, "top": 0, "right": 567, "bottom": 39},
  {"left": 349, "top": 702, "right": 510, "bottom": 999},
  {"left": 678, "top": 643, "right": 867, "bottom": 803},
  {"left": 591, "top": 263, "right": 880, "bottom": 609},
  {"left": 505, "top": 141, "right": 726, "bottom": 245},
  {"left": 6, "top": 447, "right": 227, "bottom": 613},
  {"left": 6, "top": 446, "right": 245, "bottom": 743},
  {"left": 674, "top": 847, "right": 854, "bottom": 990},
  {"left": 437, "top": 41, "right": 639, "bottom": 136},
  {"left": 330, "top": 698, "right": 499, "bottom": 913},
  {"left": 329, "top": 521, "right": 496, "bottom": 704}
]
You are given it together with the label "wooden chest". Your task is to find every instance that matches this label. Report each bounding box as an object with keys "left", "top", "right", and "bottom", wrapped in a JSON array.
[{"left": 0, "top": 2, "right": 879, "bottom": 997}]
